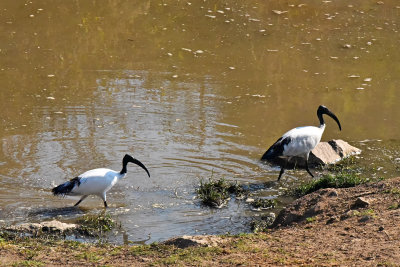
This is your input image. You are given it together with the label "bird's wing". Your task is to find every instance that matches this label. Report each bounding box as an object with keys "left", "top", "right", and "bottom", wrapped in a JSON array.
[
  {"left": 71, "top": 169, "right": 119, "bottom": 195},
  {"left": 261, "top": 136, "right": 292, "bottom": 160}
]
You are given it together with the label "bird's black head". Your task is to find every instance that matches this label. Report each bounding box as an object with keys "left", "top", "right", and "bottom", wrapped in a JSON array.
[
  {"left": 121, "top": 154, "right": 151, "bottom": 177},
  {"left": 317, "top": 105, "right": 342, "bottom": 131}
]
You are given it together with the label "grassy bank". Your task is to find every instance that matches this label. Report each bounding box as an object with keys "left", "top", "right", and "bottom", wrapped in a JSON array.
[{"left": 1, "top": 177, "right": 399, "bottom": 266}]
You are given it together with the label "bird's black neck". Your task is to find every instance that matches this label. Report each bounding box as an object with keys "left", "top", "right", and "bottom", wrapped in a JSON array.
[
  {"left": 120, "top": 157, "right": 129, "bottom": 174},
  {"left": 317, "top": 109, "right": 325, "bottom": 127}
]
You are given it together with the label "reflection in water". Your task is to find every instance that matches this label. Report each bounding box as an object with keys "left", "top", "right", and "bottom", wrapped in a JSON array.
[{"left": 0, "top": 0, "right": 399, "bottom": 243}]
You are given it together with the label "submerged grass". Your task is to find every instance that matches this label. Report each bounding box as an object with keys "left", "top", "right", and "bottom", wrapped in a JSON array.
[
  {"left": 251, "top": 198, "right": 276, "bottom": 210},
  {"left": 197, "top": 177, "right": 247, "bottom": 208},
  {"left": 77, "top": 213, "right": 115, "bottom": 236}
]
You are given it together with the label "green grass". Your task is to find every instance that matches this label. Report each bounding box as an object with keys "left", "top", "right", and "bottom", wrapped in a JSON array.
[
  {"left": 11, "top": 260, "right": 44, "bottom": 267},
  {"left": 388, "top": 203, "right": 399, "bottom": 210},
  {"left": 158, "top": 246, "right": 224, "bottom": 265},
  {"left": 293, "top": 172, "right": 369, "bottom": 197},
  {"left": 384, "top": 187, "right": 400, "bottom": 195},
  {"left": 75, "top": 251, "right": 104, "bottom": 263},
  {"left": 306, "top": 216, "right": 317, "bottom": 223},
  {"left": 325, "top": 156, "right": 362, "bottom": 173}
]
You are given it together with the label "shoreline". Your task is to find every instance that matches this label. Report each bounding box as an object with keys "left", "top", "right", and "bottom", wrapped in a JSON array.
[{"left": 1, "top": 177, "right": 399, "bottom": 266}]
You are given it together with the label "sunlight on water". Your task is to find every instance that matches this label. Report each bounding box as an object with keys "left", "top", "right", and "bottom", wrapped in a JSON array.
[{"left": 0, "top": 0, "right": 399, "bottom": 243}]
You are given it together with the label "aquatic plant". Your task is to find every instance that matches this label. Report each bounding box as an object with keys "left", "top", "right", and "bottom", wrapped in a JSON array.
[
  {"left": 197, "top": 177, "right": 247, "bottom": 208},
  {"left": 77, "top": 213, "right": 115, "bottom": 236},
  {"left": 251, "top": 198, "right": 276, "bottom": 210}
]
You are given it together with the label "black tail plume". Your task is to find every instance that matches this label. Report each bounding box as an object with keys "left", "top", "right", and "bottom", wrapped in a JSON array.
[
  {"left": 52, "top": 177, "right": 81, "bottom": 196},
  {"left": 261, "top": 136, "right": 291, "bottom": 160}
]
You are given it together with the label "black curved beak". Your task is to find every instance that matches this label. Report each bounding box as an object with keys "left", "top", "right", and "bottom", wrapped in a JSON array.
[
  {"left": 130, "top": 158, "right": 150, "bottom": 177},
  {"left": 325, "top": 110, "right": 342, "bottom": 131}
]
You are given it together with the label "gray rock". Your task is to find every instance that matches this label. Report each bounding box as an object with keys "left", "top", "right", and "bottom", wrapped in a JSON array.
[
  {"left": 6, "top": 220, "right": 78, "bottom": 234},
  {"left": 275, "top": 139, "right": 361, "bottom": 168},
  {"left": 359, "top": 215, "right": 373, "bottom": 223},
  {"left": 312, "top": 139, "right": 361, "bottom": 166},
  {"left": 163, "top": 235, "right": 225, "bottom": 248}
]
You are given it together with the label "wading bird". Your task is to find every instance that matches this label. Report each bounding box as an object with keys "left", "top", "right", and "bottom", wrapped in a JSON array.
[
  {"left": 52, "top": 154, "right": 150, "bottom": 208},
  {"left": 261, "top": 105, "right": 341, "bottom": 181}
]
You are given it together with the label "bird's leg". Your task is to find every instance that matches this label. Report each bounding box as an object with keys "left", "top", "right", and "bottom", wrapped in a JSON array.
[
  {"left": 277, "top": 167, "right": 285, "bottom": 181},
  {"left": 278, "top": 157, "right": 291, "bottom": 181},
  {"left": 100, "top": 193, "right": 108, "bottom": 209},
  {"left": 74, "top": 195, "right": 88, "bottom": 207},
  {"left": 305, "top": 158, "right": 314, "bottom": 178}
]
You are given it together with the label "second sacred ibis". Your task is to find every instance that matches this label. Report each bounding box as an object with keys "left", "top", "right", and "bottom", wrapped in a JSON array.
[{"left": 261, "top": 105, "right": 341, "bottom": 180}]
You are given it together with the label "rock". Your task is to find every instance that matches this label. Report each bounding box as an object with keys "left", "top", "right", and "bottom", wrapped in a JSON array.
[
  {"left": 163, "top": 235, "right": 225, "bottom": 249},
  {"left": 270, "top": 139, "right": 361, "bottom": 168},
  {"left": 319, "top": 188, "right": 339, "bottom": 197},
  {"left": 326, "top": 216, "right": 339, "bottom": 224},
  {"left": 6, "top": 220, "right": 78, "bottom": 234},
  {"left": 340, "top": 210, "right": 353, "bottom": 221},
  {"left": 351, "top": 197, "right": 370, "bottom": 209},
  {"left": 309, "top": 139, "right": 361, "bottom": 166},
  {"left": 359, "top": 215, "right": 373, "bottom": 223}
]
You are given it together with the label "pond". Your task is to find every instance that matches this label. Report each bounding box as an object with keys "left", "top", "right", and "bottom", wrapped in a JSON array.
[{"left": 0, "top": 0, "right": 399, "bottom": 244}]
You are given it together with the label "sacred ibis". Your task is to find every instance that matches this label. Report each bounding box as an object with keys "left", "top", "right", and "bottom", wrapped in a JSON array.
[
  {"left": 261, "top": 105, "right": 341, "bottom": 180},
  {"left": 52, "top": 154, "right": 150, "bottom": 208}
]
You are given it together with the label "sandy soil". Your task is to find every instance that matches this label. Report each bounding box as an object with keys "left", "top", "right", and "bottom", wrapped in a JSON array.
[{"left": 1, "top": 177, "right": 399, "bottom": 266}]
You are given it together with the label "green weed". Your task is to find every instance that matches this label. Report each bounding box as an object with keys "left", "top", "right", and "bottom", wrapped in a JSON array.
[
  {"left": 197, "top": 177, "right": 247, "bottom": 208},
  {"left": 293, "top": 172, "right": 369, "bottom": 197},
  {"left": 11, "top": 260, "right": 44, "bottom": 267},
  {"left": 77, "top": 213, "right": 115, "bottom": 236},
  {"left": 251, "top": 198, "right": 276, "bottom": 209}
]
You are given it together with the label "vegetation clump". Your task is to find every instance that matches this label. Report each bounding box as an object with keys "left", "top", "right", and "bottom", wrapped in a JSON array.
[
  {"left": 250, "top": 213, "right": 275, "bottom": 233},
  {"left": 251, "top": 198, "right": 276, "bottom": 210},
  {"left": 197, "top": 177, "right": 247, "bottom": 208},
  {"left": 293, "top": 172, "right": 369, "bottom": 197},
  {"left": 77, "top": 213, "right": 115, "bottom": 236}
]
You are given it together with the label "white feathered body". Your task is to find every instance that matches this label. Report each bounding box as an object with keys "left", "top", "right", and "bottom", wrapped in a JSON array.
[
  {"left": 52, "top": 154, "right": 150, "bottom": 207},
  {"left": 69, "top": 168, "right": 125, "bottom": 197},
  {"left": 280, "top": 125, "right": 325, "bottom": 158}
]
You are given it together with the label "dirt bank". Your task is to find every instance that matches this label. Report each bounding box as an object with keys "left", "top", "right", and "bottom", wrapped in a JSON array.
[{"left": 1, "top": 178, "right": 399, "bottom": 266}]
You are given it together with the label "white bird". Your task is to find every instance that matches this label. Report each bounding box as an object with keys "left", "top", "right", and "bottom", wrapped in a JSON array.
[
  {"left": 52, "top": 154, "right": 150, "bottom": 208},
  {"left": 261, "top": 105, "right": 341, "bottom": 180}
]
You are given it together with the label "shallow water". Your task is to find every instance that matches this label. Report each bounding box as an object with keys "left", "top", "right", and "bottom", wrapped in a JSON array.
[{"left": 0, "top": 0, "right": 399, "bottom": 244}]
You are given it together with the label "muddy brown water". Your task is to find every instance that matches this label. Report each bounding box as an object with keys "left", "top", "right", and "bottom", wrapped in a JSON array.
[{"left": 0, "top": 0, "right": 399, "bottom": 244}]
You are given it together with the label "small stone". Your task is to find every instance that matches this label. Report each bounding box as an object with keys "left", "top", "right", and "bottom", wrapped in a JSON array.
[
  {"left": 320, "top": 188, "right": 338, "bottom": 197},
  {"left": 326, "top": 216, "right": 339, "bottom": 224},
  {"left": 359, "top": 215, "right": 372, "bottom": 222},
  {"left": 352, "top": 197, "right": 370, "bottom": 209},
  {"left": 340, "top": 210, "right": 353, "bottom": 221},
  {"left": 327, "top": 190, "right": 338, "bottom": 197}
]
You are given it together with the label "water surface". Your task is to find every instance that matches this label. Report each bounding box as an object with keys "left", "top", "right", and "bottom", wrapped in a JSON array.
[{"left": 0, "top": 0, "right": 399, "bottom": 243}]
